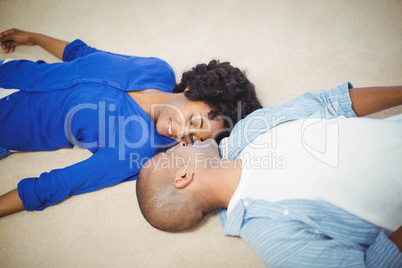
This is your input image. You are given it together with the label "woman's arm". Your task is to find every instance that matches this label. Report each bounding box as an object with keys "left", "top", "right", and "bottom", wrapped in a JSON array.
[
  {"left": 0, "top": 28, "right": 69, "bottom": 60},
  {"left": 0, "top": 188, "right": 24, "bottom": 218}
]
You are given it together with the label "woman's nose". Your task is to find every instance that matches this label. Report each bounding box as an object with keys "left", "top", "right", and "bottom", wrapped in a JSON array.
[
  {"left": 178, "top": 127, "right": 194, "bottom": 144},
  {"left": 182, "top": 127, "right": 191, "bottom": 138},
  {"left": 176, "top": 126, "right": 189, "bottom": 142}
]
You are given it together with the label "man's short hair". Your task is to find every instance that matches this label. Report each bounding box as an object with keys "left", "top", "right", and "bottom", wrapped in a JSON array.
[{"left": 136, "top": 160, "right": 206, "bottom": 232}]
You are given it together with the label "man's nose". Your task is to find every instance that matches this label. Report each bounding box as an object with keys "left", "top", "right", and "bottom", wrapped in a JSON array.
[
  {"left": 173, "top": 141, "right": 187, "bottom": 152},
  {"left": 178, "top": 141, "right": 186, "bottom": 147}
]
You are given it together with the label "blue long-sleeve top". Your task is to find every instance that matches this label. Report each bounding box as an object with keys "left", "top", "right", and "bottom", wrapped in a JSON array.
[{"left": 0, "top": 40, "right": 177, "bottom": 211}]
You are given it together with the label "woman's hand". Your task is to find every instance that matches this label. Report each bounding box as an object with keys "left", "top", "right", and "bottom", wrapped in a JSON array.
[
  {"left": 0, "top": 28, "right": 69, "bottom": 60},
  {"left": 0, "top": 28, "right": 36, "bottom": 53}
]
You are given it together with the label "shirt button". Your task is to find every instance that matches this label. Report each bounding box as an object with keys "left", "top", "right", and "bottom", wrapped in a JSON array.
[
  {"left": 243, "top": 201, "right": 249, "bottom": 207},
  {"left": 82, "top": 78, "right": 87, "bottom": 82},
  {"left": 6, "top": 96, "right": 10, "bottom": 100},
  {"left": 64, "top": 84, "right": 69, "bottom": 87},
  {"left": 282, "top": 210, "right": 289, "bottom": 216}
]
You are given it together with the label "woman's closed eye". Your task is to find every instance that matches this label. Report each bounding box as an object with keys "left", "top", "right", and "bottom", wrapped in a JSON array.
[
  {"left": 187, "top": 113, "right": 206, "bottom": 144},
  {"left": 189, "top": 113, "right": 204, "bottom": 128},
  {"left": 190, "top": 115, "right": 194, "bottom": 126},
  {"left": 189, "top": 134, "right": 204, "bottom": 144}
]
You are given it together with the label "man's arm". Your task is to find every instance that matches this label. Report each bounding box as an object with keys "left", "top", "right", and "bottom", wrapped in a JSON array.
[
  {"left": 389, "top": 226, "right": 402, "bottom": 252},
  {"left": 0, "top": 28, "right": 68, "bottom": 60},
  {"left": 0, "top": 189, "right": 24, "bottom": 218},
  {"left": 349, "top": 86, "right": 402, "bottom": 117},
  {"left": 240, "top": 218, "right": 402, "bottom": 267}
]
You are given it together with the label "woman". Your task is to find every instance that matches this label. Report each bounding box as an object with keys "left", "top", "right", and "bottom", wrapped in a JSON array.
[{"left": 0, "top": 29, "right": 262, "bottom": 217}]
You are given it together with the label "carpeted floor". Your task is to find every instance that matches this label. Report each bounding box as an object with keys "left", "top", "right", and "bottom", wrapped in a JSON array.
[{"left": 0, "top": 0, "right": 401, "bottom": 267}]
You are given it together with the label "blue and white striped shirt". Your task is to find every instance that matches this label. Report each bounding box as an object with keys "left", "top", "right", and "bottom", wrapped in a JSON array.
[{"left": 217, "top": 82, "right": 402, "bottom": 267}]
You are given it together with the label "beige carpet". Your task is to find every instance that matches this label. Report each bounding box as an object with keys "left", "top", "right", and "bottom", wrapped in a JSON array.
[{"left": 0, "top": 0, "right": 401, "bottom": 267}]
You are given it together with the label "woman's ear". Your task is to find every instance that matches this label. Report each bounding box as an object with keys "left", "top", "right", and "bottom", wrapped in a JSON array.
[{"left": 174, "top": 171, "right": 194, "bottom": 189}]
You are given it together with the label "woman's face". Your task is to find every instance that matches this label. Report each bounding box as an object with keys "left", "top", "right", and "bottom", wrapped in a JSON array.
[{"left": 155, "top": 94, "right": 224, "bottom": 144}]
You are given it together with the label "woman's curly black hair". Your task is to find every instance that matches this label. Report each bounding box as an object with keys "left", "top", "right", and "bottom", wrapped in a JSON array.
[{"left": 173, "top": 60, "right": 262, "bottom": 141}]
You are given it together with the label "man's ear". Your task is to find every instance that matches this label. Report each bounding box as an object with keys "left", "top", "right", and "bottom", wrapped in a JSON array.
[{"left": 174, "top": 171, "right": 194, "bottom": 189}]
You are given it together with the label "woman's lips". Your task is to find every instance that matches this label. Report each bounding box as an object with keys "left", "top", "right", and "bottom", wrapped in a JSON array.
[{"left": 167, "top": 119, "right": 173, "bottom": 137}]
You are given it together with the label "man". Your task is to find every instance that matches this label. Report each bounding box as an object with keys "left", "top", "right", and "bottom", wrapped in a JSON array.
[{"left": 136, "top": 82, "right": 402, "bottom": 267}]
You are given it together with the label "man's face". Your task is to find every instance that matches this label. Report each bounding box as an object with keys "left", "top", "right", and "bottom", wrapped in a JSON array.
[{"left": 141, "top": 139, "right": 221, "bottom": 177}]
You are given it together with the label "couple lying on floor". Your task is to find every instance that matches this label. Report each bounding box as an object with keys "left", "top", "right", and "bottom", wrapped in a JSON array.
[{"left": 1, "top": 28, "right": 401, "bottom": 267}]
